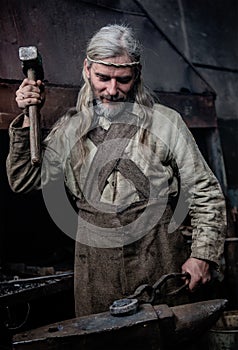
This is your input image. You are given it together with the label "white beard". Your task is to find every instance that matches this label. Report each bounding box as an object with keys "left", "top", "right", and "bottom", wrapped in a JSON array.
[{"left": 94, "top": 99, "right": 126, "bottom": 119}]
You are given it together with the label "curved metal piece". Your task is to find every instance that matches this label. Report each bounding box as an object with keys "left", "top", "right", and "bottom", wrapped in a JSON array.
[
  {"left": 109, "top": 298, "right": 139, "bottom": 316},
  {"left": 114, "top": 272, "right": 191, "bottom": 309},
  {"left": 152, "top": 272, "right": 190, "bottom": 299}
]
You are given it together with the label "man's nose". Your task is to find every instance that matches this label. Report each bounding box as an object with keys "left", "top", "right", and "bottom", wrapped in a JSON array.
[{"left": 107, "top": 79, "right": 118, "bottom": 96}]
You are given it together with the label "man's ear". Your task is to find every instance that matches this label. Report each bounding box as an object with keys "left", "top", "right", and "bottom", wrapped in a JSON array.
[{"left": 84, "top": 58, "right": 90, "bottom": 79}]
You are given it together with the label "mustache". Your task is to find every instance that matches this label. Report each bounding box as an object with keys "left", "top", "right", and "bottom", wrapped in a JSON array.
[{"left": 100, "top": 95, "right": 126, "bottom": 102}]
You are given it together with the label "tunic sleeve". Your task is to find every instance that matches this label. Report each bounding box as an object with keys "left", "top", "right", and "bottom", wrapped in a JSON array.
[
  {"left": 6, "top": 114, "right": 64, "bottom": 193},
  {"left": 171, "top": 112, "right": 226, "bottom": 266},
  {"left": 6, "top": 114, "right": 42, "bottom": 193}
]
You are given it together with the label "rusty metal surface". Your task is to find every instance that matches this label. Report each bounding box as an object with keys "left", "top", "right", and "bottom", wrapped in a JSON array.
[
  {"left": 0, "top": 272, "right": 73, "bottom": 307},
  {"left": 158, "top": 92, "right": 217, "bottom": 128},
  {"left": 12, "top": 299, "right": 227, "bottom": 350}
]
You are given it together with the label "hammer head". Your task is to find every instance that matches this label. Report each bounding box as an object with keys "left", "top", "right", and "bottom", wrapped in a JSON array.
[{"left": 19, "top": 46, "right": 44, "bottom": 80}]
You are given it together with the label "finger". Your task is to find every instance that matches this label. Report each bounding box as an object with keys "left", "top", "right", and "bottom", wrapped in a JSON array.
[
  {"left": 182, "top": 271, "right": 200, "bottom": 291},
  {"left": 188, "top": 278, "right": 201, "bottom": 292},
  {"left": 181, "top": 271, "right": 190, "bottom": 286},
  {"left": 22, "top": 84, "right": 41, "bottom": 93},
  {"left": 17, "top": 88, "right": 40, "bottom": 97},
  {"left": 19, "top": 78, "right": 38, "bottom": 89},
  {"left": 23, "top": 97, "right": 42, "bottom": 105},
  {"left": 36, "top": 79, "right": 44, "bottom": 87},
  {"left": 16, "top": 85, "right": 40, "bottom": 101},
  {"left": 16, "top": 94, "right": 42, "bottom": 109},
  {"left": 188, "top": 276, "right": 211, "bottom": 292},
  {"left": 202, "top": 276, "right": 211, "bottom": 284},
  {"left": 22, "top": 91, "right": 41, "bottom": 99},
  {"left": 15, "top": 98, "right": 28, "bottom": 109}
]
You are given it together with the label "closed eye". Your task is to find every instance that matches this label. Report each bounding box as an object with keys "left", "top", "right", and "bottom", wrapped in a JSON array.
[
  {"left": 116, "top": 76, "right": 133, "bottom": 84},
  {"left": 96, "top": 73, "right": 110, "bottom": 82},
  {"left": 95, "top": 73, "right": 133, "bottom": 84}
]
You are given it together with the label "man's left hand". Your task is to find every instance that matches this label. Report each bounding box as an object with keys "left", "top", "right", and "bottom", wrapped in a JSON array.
[{"left": 181, "top": 257, "right": 211, "bottom": 292}]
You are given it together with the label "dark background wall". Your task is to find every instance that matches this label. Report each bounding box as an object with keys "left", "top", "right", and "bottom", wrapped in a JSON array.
[
  {"left": 0, "top": 1, "right": 238, "bottom": 344},
  {"left": 0, "top": 0, "right": 237, "bottom": 273}
]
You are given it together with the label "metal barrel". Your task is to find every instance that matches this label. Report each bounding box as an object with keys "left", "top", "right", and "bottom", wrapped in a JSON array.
[{"left": 208, "top": 310, "right": 238, "bottom": 350}]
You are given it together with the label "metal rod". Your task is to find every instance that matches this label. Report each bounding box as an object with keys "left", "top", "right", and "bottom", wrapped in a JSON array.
[{"left": 0, "top": 271, "right": 74, "bottom": 285}]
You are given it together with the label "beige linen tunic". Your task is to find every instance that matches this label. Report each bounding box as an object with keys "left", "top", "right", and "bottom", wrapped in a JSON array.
[{"left": 7, "top": 103, "right": 226, "bottom": 316}]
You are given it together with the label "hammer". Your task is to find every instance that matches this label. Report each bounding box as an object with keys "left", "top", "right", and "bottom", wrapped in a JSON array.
[{"left": 19, "top": 46, "right": 44, "bottom": 166}]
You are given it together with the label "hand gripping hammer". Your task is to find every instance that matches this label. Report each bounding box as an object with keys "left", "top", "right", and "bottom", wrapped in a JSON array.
[{"left": 18, "top": 46, "right": 44, "bottom": 166}]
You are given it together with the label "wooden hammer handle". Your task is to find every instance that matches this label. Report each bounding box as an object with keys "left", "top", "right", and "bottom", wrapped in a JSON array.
[{"left": 27, "top": 68, "right": 41, "bottom": 166}]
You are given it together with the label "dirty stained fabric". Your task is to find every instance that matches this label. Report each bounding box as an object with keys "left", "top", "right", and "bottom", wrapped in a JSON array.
[{"left": 6, "top": 103, "right": 226, "bottom": 317}]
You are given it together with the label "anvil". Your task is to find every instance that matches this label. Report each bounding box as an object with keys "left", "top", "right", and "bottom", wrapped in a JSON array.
[{"left": 12, "top": 298, "right": 227, "bottom": 350}]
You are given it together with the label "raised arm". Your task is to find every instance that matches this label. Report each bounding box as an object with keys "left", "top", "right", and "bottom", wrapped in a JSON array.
[{"left": 6, "top": 78, "right": 44, "bottom": 192}]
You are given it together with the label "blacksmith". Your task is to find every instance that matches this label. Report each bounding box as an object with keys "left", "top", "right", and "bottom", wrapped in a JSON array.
[{"left": 7, "top": 24, "right": 226, "bottom": 317}]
